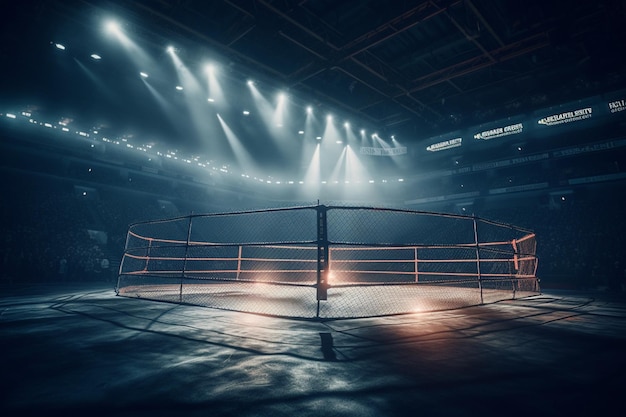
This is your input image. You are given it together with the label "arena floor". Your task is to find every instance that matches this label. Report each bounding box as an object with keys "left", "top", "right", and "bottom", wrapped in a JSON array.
[{"left": 1, "top": 283, "right": 625, "bottom": 417}]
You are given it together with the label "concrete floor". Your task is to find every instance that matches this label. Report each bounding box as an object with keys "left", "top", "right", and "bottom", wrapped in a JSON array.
[{"left": 1, "top": 283, "right": 625, "bottom": 417}]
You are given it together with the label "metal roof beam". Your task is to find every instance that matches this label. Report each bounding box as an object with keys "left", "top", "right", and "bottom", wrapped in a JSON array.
[
  {"left": 403, "top": 32, "right": 550, "bottom": 96},
  {"left": 340, "top": 1, "right": 462, "bottom": 59}
]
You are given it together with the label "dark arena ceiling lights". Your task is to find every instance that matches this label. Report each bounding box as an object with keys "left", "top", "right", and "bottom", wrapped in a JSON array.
[{"left": 2, "top": 0, "right": 626, "bottom": 161}]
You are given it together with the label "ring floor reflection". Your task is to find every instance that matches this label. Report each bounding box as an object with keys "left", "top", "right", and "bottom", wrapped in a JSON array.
[{"left": 1, "top": 283, "right": 624, "bottom": 417}]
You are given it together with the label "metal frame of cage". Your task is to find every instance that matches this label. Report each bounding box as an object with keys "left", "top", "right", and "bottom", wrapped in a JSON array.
[{"left": 116, "top": 205, "right": 540, "bottom": 319}]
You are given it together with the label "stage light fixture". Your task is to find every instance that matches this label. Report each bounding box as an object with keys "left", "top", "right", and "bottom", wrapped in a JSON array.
[
  {"left": 175, "top": 85, "right": 183, "bottom": 91},
  {"left": 139, "top": 71, "right": 149, "bottom": 78},
  {"left": 90, "top": 54, "right": 101, "bottom": 60},
  {"left": 54, "top": 43, "right": 66, "bottom": 50}
]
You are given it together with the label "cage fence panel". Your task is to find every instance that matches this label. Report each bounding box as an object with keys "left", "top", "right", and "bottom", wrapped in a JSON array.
[{"left": 116, "top": 205, "right": 540, "bottom": 319}]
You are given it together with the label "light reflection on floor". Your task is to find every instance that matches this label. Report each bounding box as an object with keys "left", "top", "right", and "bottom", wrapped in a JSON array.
[{"left": 1, "top": 283, "right": 625, "bottom": 417}]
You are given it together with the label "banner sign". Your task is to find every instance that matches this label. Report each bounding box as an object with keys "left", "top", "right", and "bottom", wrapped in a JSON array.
[
  {"left": 568, "top": 172, "right": 626, "bottom": 185},
  {"left": 360, "top": 146, "right": 407, "bottom": 156},
  {"left": 405, "top": 191, "right": 479, "bottom": 205},
  {"left": 537, "top": 107, "right": 593, "bottom": 126},
  {"left": 426, "top": 137, "right": 462, "bottom": 152},
  {"left": 488, "top": 182, "right": 549, "bottom": 195},
  {"left": 608, "top": 99, "right": 626, "bottom": 114},
  {"left": 471, "top": 153, "right": 549, "bottom": 172},
  {"left": 473, "top": 122, "right": 524, "bottom": 140},
  {"left": 552, "top": 139, "right": 626, "bottom": 158}
]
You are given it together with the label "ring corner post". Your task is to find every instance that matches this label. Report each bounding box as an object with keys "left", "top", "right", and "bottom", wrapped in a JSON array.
[
  {"left": 316, "top": 205, "right": 329, "bottom": 317},
  {"left": 180, "top": 213, "right": 193, "bottom": 304},
  {"left": 473, "top": 216, "right": 484, "bottom": 305}
]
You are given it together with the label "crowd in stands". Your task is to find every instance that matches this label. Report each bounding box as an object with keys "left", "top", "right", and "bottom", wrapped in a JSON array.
[
  {"left": 0, "top": 166, "right": 240, "bottom": 285},
  {"left": 478, "top": 187, "right": 626, "bottom": 292},
  {"left": 1, "top": 153, "right": 625, "bottom": 294},
  {"left": 0, "top": 175, "right": 114, "bottom": 284}
]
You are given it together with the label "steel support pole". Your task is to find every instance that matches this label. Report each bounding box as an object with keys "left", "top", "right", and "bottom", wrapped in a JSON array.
[
  {"left": 180, "top": 214, "right": 194, "bottom": 303},
  {"left": 316, "top": 205, "right": 329, "bottom": 318},
  {"left": 473, "top": 217, "right": 483, "bottom": 304}
]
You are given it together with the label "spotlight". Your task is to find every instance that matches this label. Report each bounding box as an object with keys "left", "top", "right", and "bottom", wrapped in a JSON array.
[
  {"left": 306, "top": 106, "right": 312, "bottom": 114},
  {"left": 54, "top": 43, "right": 66, "bottom": 50},
  {"left": 166, "top": 45, "right": 175, "bottom": 54},
  {"left": 175, "top": 85, "right": 183, "bottom": 91},
  {"left": 90, "top": 53, "right": 101, "bottom": 60},
  {"left": 139, "top": 71, "right": 149, "bottom": 78},
  {"left": 247, "top": 80, "right": 255, "bottom": 86},
  {"left": 105, "top": 20, "right": 120, "bottom": 34}
]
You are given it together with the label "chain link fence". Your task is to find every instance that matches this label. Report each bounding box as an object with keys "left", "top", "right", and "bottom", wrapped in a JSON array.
[{"left": 116, "top": 205, "right": 539, "bottom": 319}]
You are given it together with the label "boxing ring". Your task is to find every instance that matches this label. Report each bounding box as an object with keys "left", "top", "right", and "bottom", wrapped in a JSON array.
[{"left": 116, "top": 205, "right": 540, "bottom": 319}]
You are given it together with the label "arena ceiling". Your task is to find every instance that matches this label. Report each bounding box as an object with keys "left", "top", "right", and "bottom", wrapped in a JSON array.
[{"left": 2, "top": 0, "right": 626, "bottom": 159}]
